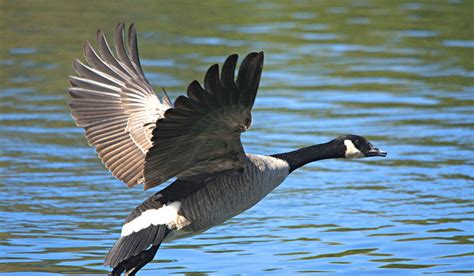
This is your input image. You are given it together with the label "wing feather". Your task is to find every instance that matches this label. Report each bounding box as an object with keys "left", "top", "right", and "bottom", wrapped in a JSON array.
[
  {"left": 68, "top": 23, "right": 171, "bottom": 187},
  {"left": 70, "top": 24, "right": 264, "bottom": 190},
  {"left": 144, "top": 52, "right": 264, "bottom": 189}
]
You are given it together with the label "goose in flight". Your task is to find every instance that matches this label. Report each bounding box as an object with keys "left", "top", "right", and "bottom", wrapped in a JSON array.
[{"left": 68, "top": 23, "right": 387, "bottom": 275}]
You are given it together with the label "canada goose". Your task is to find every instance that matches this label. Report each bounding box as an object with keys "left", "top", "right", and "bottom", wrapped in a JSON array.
[{"left": 68, "top": 23, "right": 387, "bottom": 275}]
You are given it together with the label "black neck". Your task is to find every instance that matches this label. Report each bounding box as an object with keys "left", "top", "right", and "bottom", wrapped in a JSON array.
[{"left": 272, "top": 140, "right": 345, "bottom": 172}]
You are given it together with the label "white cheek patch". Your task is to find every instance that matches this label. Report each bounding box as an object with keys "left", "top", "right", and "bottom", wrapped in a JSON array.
[
  {"left": 344, "top": 140, "right": 364, "bottom": 159},
  {"left": 121, "top": 201, "right": 190, "bottom": 237}
]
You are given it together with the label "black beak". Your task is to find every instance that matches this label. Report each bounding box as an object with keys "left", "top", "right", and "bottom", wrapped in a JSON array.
[{"left": 365, "top": 148, "right": 387, "bottom": 157}]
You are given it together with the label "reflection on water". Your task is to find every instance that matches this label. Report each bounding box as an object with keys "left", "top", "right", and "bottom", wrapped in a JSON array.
[{"left": 1, "top": 0, "right": 473, "bottom": 274}]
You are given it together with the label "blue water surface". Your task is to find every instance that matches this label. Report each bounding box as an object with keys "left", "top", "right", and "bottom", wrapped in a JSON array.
[{"left": 1, "top": 0, "right": 473, "bottom": 274}]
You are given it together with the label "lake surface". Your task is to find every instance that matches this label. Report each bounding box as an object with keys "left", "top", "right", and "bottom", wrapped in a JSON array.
[{"left": 1, "top": 0, "right": 473, "bottom": 274}]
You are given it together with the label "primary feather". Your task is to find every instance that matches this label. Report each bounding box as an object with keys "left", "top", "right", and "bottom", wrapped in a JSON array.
[
  {"left": 144, "top": 52, "right": 264, "bottom": 189},
  {"left": 68, "top": 23, "right": 171, "bottom": 187}
]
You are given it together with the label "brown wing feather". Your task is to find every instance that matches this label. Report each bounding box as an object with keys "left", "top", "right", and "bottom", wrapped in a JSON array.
[{"left": 68, "top": 23, "right": 171, "bottom": 187}]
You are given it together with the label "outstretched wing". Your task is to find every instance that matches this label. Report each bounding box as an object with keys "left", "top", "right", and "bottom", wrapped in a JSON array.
[
  {"left": 144, "top": 52, "right": 264, "bottom": 189},
  {"left": 68, "top": 23, "right": 171, "bottom": 187}
]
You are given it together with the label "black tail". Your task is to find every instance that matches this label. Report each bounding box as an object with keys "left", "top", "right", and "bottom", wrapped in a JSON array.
[
  {"left": 109, "top": 244, "right": 160, "bottom": 276},
  {"left": 104, "top": 224, "right": 170, "bottom": 275}
]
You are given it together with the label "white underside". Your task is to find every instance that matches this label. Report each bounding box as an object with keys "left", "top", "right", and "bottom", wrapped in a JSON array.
[{"left": 120, "top": 201, "right": 189, "bottom": 237}]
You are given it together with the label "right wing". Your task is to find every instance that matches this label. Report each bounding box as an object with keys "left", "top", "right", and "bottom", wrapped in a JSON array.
[
  {"left": 144, "top": 52, "right": 264, "bottom": 189},
  {"left": 68, "top": 23, "right": 171, "bottom": 187}
]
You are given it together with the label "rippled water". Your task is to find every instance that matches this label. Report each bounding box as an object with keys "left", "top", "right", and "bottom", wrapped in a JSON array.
[{"left": 1, "top": 0, "right": 473, "bottom": 274}]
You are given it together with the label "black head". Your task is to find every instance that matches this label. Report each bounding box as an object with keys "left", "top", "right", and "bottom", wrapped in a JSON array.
[{"left": 334, "top": 134, "right": 387, "bottom": 159}]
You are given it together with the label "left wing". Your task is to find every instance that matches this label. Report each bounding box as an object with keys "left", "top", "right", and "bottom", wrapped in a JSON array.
[{"left": 144, "top": 52, "right": 264, "bottom": 189}]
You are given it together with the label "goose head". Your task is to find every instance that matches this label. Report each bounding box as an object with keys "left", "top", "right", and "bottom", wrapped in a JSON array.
[{"left": 334, "top": 134, "right": 387, "bottom": 159}]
